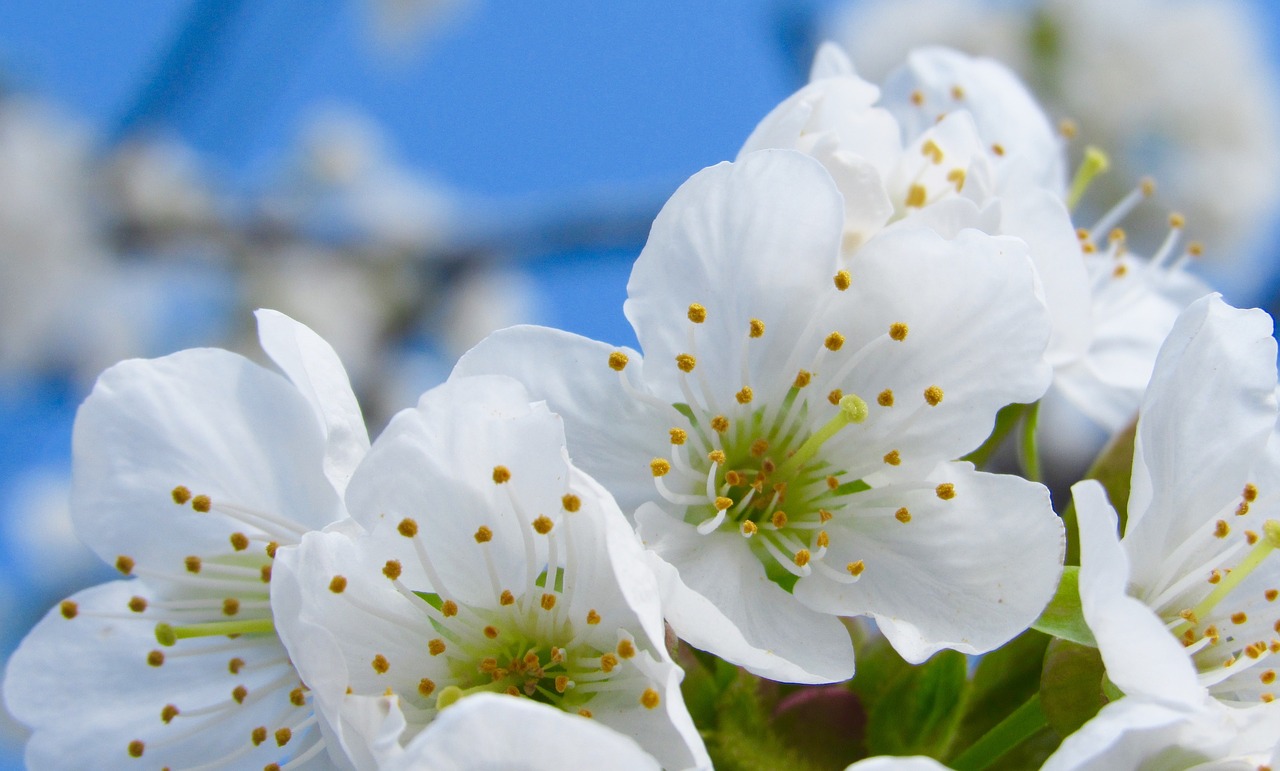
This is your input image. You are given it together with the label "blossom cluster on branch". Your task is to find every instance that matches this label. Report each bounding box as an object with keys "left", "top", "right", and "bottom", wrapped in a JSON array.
[{"left": 5, "top": 42, "right": 1280, "bottom": 770}]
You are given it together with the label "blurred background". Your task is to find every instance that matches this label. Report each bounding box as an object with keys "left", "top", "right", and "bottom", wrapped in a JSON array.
[{"left": 0, "top": 0, "right": 1278, "bottom": 765}]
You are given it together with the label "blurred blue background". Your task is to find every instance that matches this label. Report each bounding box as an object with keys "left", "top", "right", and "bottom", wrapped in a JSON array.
[{"left": 0, "top": 0, "right": 1278, "bottom": 766}]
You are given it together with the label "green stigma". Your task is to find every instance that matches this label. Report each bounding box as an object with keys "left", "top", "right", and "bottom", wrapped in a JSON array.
[{"left": 154, "top": 618, "right": 275, "bottom": 647}]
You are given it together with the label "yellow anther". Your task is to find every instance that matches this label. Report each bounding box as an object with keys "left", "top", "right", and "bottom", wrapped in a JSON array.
[
  {"left": 1248, "top": 531, "right": 1261, "bottom": 545},
  {"left": 608, "top": 351, "right": 629, "bottom": 371},
  {"left": 1077, "top": 228, "right": 1091, "bottom": 241},
  {"left": 922, "top": 139, "right": 944, "bottom": 164},
  {"left": 147, "top": 650, "right": 164, "bottom": 667},
  {"left": 587, "top": 609, "right": 601, "bottom": 625},
  {"left": 641, "top": 688, "right": 661, "bottom": 709},
  {"left": 669, "top": 428, "right": 687, "bottom": 446},
  {"left": 492, "top": 466, "right": 511, "bottom": 484},
  {"left": 617, "top": 639, "right": 637, "bottom": 659},
  {"left": 706, "top": 451, "right": 726, "bottom": 467},
  {"left": 883, "top": 450, "right": 901, "bottom": 466},
  {"left": 793, "top": 549, "right": 812, "bottom": 567},
  {"left": 749, "top": 319, "right": 765, "bottom": 338},
  {"left": 1141, "top": 177, "right": 1157, "bottom": 197},
  {"left": 371, "top": 654, "right": 389, "bottom": 674},
  {"left": 819, "top": 509, "right": 833, "bottom": 523},
  {"left": 924, "top": 385, "right": 944, "bottom": 406},
  {"left": 794, "top": 370, "right": 813, "bottom": 388},
  {"left": 500, "top": 590, "right": 515, "bottom": 606},
  {"left": 676, "top": 354, "right": 696, "bottom": 372},
  {"left": 233, "top": 685, "right": 248, "bottom": 703},
  {"left": 825, "top": 332, "right": 845, "bottom": 351},
  {"left": 484, "top": 626, "right": 499, "bottom": 638},
  {"left": 1209, "top": 569, "right": 1223, "bottom": 584},
  {"left": 1178, "top": 608, "right": 1198, "bottom": 624},
  {"left": 816, "top": 531, "right": 830, "bottom": 548},
  {"left": 398, "top": 518, "right": 419, "bottom": 538},
  {"left": 1233, "top": 612, "right": 1249, "bottom": 625},
  {"left": 714, "top": 497, "right": 733, "bottom": 511},
  {"left": 184, "top": 556, "right": 202, "bottom": 573},
  {"left": 127, "top": 740, "right": 145, "bottom": 758},
  {"left": 725, "top": 470, "right": 745, "bottom": 486},
  {"left": 1188, "top": 242, "right": 1204, "bottom": 257},
  {"left": 747, "top": 439, "right": 768, "bottom": 457},
  {"left": 116, "top": 555, "right": 135, "bottom": 575},
  {"left": 1108, "top": 228, "right": 1126, "bottom": 244},
  {"left": 541, "top": 593, "right": 557, "bottom": 611},
  {"left": 1246, "top": 484, "right": 1260, "bottom": 502},
  {"left": 936, "top": 483, "right": 956, "bottom": 500},
  {"left": 1058, "top": 118, "right": 1078, "bottom": 139},
  {"left": 848, "top": 561, "right": 865, "bottom": 576},
  {"left": 951, "top": 84, "right": 965, "bottom": 100},
  {"left": 222, "top": 598, "right": 240, "bottom": 616},
  {"left": 383, "top": 560, "right": 402, "bottom": 580},
  {"left": 1169, "top": 213, "right": 1185, "bottom": 229},
  {"left": 772, "top": 511, "right": 789, "bottom": 529},
  {"left": 738, "top": 521, "right": 757, "bottom": 537},
  {"left": 1264, "top": 671, "right": 1278, "bottom": 685},
  {"left": 290, "top": 687, "right": 308, "bottom": 707},
  {"left": 1263, "top": 693, "right": 1276, "bottom": 703},
  {"left": 828, "top": 389, "right": 844, "bottom": 405},
  {"left": 59, "top": 600, "right": 78, "bottom": 619},
  {"left": 329, "top": 576, "right": 347, "bottom": 594},
  {"left": 418, "top": 678, "right": 436, "bottom": 697},
  {"left": 877, "top": 389, "right": 894, "bottom": 407},
  {"left": 127, "top": 596, "right": 147, "bottom": 613},
  {"left": 428, "top": 639, "right": 446, "bottom": 656},
  {"left": 1112, "top": 264, "right": 1128, "bottom": 278},
  {"left": 889, "top": 322, "right": 909, "bottom": 341},
  {"left": 905, "top": 184, "right": 927, "bottom": 208},
  {"left": 532, "top": 515, "right": 554, "bottom": 535},
  {"left": 600, "top": 653, "right": 618, "bottom": 672},
  {"left": 895, "top": 507, "right": 912, "bottom": 523},
  {"left": 649, "top": 458, "right": 672, "bottom": 479},
  {"left": 266, "top": 541, "right": 279, "bottom": 558},
  {"left": 1215, "top": 520, "right": 1230, "bottom": 539},
  {"left": 191, "top": 495, "right": 211, "bottom": 513},
  {"left": 827, "top": 476, "right": 840, "bottom": 491},
  {"left": 910, "top": 90, "right": 924, "bottom": 105},
  {"left": 711, "top": 415, "right": 729, "bottom": 433},
  {"left": 227, "top": 531, "right": 250, "bottom": 551},
  {"left": 161, "top": 704, "right": 179, "bottom": 724},
  {"left": 687, "top": 303, "right": 707, "bottom": 323},
  {"left": 441, "top": 600, "right": 458, "bottom": 617},
  {"left": 171, "top": 485, "right": 191, "bottom": 505},
  {"left": 833, "top": 271, "right": 852, "bottom": 291},
  {"left": 947, "top": 168, "right": 966, "bottom": 191},
  {"left": 555, "top": 675, "right": 570, "bottom": 694},
  {"left": 991, "top": 143, "right": 1005, "bottom": 156},
  {"left": 557, "top": 494, "right": 581, "bottom": 513},
  {"left": 275, "top": 727, "right": 292, "bottom": 747}
]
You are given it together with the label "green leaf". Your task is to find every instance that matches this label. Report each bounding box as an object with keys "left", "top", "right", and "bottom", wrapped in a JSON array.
[
  {"left": 701, "top": 667, "right": 826, "bottom": 771},
  {"left": 961, "top": 403, "right": 1027, "bottom": 469},
  {"left": 863, "top": 649, "right": 969, "bottom": 757},
  {"left": 1031, "top": 567, "right": 1096, "bottom": 646},
  {"left": 950, "top": 630, "right": 1048, "bottom": 762},
  {"left": 1040, "top": 638, "right": 1108, "bottom": 738}
]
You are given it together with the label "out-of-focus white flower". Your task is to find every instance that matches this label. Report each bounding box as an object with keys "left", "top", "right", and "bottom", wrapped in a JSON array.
[
  {"left": 845, "top": 756, "right": 951, "bottom": 770},
  {"left": 455, "top": 149, "right": 1063, "bottom": 683},
  {"left": 1042, "top": 695, "right": 1280, "bottom": 771},
  {"left": 272, "top": 375, "right": 709, "bottom": 770},
  {"left": 1073, "top": 294, "right": 1280, "bottom": 710},
  {"left": 384, "top": 693, "right": 662, "bottom": 771},
  {"left": 3, "top": 310, "right": 369, "bottom": 769},
  {"left": 828, "top": 0, "right": 1280, "bottom": 290},
  {"left": 100, "top": 137, "right": 219, "bottom": 233},
  {"left": 1, "top": 469, "right": 100, "bottom": 591}
]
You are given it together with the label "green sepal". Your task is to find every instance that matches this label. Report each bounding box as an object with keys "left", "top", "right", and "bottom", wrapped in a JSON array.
[
  {"left": 856, "top": 645, "right": 969, "bottom": 758},
  {"left": 1031, "top": 567, "right": 1096, "bottom": 647},
  {"left": 1040, "top": 638, "right": 1108, "bottom": 738},
  {"left": 1063, "top": 418, "right": 1136, "bottom": 565}
]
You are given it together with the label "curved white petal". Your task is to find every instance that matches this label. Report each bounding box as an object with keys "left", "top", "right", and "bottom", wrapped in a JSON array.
[
  {"left": 623, "top": 149, "right": 847, "bottom": 402},
  {"left": 256, "top": 308, "right": 370, "bottom": 495},
  {"left": 1125, "top": 295, "right": 1278, "bottom": 589},
  {"left": 452, "top": 325, "right": 672, "bottom": 517},
  {"left": 636, "top": 503, "right": 856, "bottom": 684},
  {"left": 389, "top": 694, "right": 662, "bottom": 771},
  {"left": 70, "top": 348, "right": 344, "bottom": 570},
  {"left": 795, "top": 464, "right": 1062, "bottom": 662},
  {"left": 1073, "top": 480, "right": 1203, "bottom": 707},
  {"left": 5, "top": 580, "right": 321, "bottom": 771},
  {"left": 845, "top": 757, "right": 952, "bottom": 771}
]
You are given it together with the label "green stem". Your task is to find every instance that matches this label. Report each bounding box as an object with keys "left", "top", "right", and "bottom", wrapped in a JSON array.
[
  {"left": 961, "top": 403, "right": 1026, "bottom": 469},
  {"left": 1019, "top": 401, "right": 1042, "bottom": 483},
  {"left": 950, "top": 693, "right": 1048, "bottom": 771}
]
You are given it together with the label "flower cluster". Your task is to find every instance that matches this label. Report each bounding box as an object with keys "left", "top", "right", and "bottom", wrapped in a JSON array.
[{"left": 5, "top": 41, "right": 1280, "bottom": 771}]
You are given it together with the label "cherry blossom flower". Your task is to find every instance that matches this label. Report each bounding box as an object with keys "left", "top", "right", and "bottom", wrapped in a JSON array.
[
  {"left": 271, "top": 375, "right": 709, "bottom": 771},
  {"left": 3, "top": 310, "right": 368, "bottom": 770},
  {"left": 454, "top": 149, "right": 1064, "bottom": 683},
  {"left": 1073, "top": 294, "right": 1280, "bottom": 709}
]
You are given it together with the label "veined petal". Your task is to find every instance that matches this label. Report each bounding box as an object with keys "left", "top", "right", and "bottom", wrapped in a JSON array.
[
  {"left": 70, "top": 347, "right": 343, "bottom": 570},
  {"left": 389, "top": 694, "right": 662, "bottom": 771},
  {"left": 623, "top": 149, "right": 847, "bottom": 402},
  {"left": 1125, "top": 295, "right": 1277, "bottom": 589},
  {"left": 794, "top": 464, "right": 1062, "bottom": 662},
  {"left": 452, "top": 325, "right": 672, "bottom": 517},
  {"left": 636, "top": 503, "right": 856, "bottom": 684},
  {"left": 256, "top": 308, "right": 370, "bottom": 495},
  {"left": 1073, "top": 480, "right": 1203, "bottom": 707}
]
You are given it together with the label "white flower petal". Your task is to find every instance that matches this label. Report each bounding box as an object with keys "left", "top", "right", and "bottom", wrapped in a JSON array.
[
  {"left": 389, "top": 694, "right": 662, "bottom": 771},
  {"left": 795, "top": 464, "right": 1061, "bottom": 661},
  {"left": 636, "top": 503, "right": 855, "bottom": 684},
  {"left": 1073, "top": 480, "right": 1203, "bottom": 707},
  {"left": 845, "top": 757, "right": 952, "bottom": 771},
  {"left": 70, "top": 347, "right": 343, "bottom": 569},
  {"left": 452, "top": 325, "right": 671, "bottom": 517},
  {"left": 255, "top": 308, "right": 370, "bottom": 495}
]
